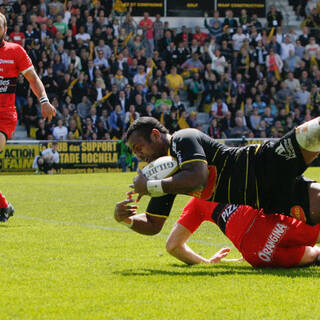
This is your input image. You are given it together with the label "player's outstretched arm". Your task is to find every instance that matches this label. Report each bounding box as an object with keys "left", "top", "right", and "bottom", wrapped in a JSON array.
[
  {"left": 166, "top": 223, "right": 231, "bottom": 265},
  {"left": 24, "top": 68, "right": 56, "bottom": 121},
  {"left": 114, "top": 199, "right": 166, "bottom": 235}
]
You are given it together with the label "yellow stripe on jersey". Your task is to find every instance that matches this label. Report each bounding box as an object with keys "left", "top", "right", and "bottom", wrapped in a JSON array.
[
  {"left": 180, "top": 159, "right": 207, "bottom": 167},
  {"left": 244, "top": 149, "right": 249, "bottom": 205},
  {"left": 255, "top": 178, "right": 260, "bottom": 209},
  {"left": 255, "top": 144, "right": 261, "bottom": 154},
  {"left": 211, "top": 148, "right": 219, "bottom": 163},
  {"left": 146, "top": 212, "right": 168, "bottom": 219},
  {"left": 212, "top": 155, "right": 229, "bottom": 202}
]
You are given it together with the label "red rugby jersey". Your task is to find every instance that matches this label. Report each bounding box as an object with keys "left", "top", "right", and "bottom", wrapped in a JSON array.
[{"left": 0, "top": 41, "right": 33, "bottom": 108}]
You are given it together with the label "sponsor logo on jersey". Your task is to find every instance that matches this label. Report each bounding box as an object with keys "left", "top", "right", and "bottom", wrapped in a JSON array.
[
  {"left": 0, "top": 59, "right": 14, "bottom": 64},
  {"left": 275, "top": 138, "right": 296, "bottom": 160},
  {"left": 143, "top": 161, "right": 176, "bottom": 179},
  {"left": 0, "top": 86, "right": 8, "bottom": 92},
  {"left": 258, "top": 223, "right": 288, "bottom": 262},
  {"left": 221, "top": 204, "right": 239, "bottom": 223},
  {"left": 290, "top": 205, "right": 306, "bottom": 223},
  {"left": 0, "top": 79, "right": 10, "bottom": 86},
  {"left": 171, "top": 140, "right": 182, "bottom": 165}
]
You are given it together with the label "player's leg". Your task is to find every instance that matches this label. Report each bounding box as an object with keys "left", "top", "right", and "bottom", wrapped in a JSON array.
[
  {"left": 0, "top": 109, "right": 18, "bottom": 222},
  {"left": 298, "top": 246, "right": 320, "bottom": 266},
  {"left": 0, "top": 132, "right": 14, "bottom": 222},
  {"left": 308, "top": 182, "right": 320, "bottom": 225},
  {"left": 239, "top": 211, "right": 320, "bottom": 267},
  {"left": 166, "top": 198, "right": 213, "bottom": 264},
  {"left": 295, "top": 117, "right": 320, "bottom": 165}
]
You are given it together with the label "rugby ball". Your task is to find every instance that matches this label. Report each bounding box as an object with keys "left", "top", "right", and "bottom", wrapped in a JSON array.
[{"left": 142, "top": 156, "right": 178, "bottom": 180}]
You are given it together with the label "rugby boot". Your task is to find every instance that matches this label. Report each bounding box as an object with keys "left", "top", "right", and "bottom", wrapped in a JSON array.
[{"left": 0, "top": 203, "right": 14, "bottom": 222}]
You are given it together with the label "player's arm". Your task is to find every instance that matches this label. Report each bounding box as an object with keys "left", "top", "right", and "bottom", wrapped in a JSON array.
[
  {"left": 166, "top": 222, "right": 231, "bottom": 265},
  {"left": 161, "top": 161, "right": 208, "bottom": 195},
  {"left": 114, "top": 196, "right": 174, "bottom": 235},
  {"left": 23, "top": 67, "right": 56, "bottom": 121}
]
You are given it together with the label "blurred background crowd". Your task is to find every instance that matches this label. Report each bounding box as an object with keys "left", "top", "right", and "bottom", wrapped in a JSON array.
[{"left": 5, "top": 0, "right": 320, "bottom": 141}]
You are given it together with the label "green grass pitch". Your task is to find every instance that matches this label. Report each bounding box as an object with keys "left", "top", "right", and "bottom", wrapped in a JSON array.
[{"left": 2, "top": 168, "right": 320, "bottom": 319}]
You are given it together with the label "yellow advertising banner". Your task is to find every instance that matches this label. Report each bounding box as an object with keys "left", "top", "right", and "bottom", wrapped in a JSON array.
[
  {"left": 0, "top": 141, "right": 119, "bottom": 172},
  {"left": 0, "top": 144, "right": 39, "bottom": 172}
]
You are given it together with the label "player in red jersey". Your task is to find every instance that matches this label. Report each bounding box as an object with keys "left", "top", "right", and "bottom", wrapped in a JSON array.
[
  {"left": 166, "top": 197, "right": 320, "bottom": 267},
  {"left": 0, "top": 13, "right": 56, "bottom": 221},
  {"left": 115, "top": 195, "right": 320, "bottom": 267}
]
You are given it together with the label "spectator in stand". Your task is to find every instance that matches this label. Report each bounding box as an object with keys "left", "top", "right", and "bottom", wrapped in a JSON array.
[
  {"left": 295, "top": 84, "right": 310, "bottom": 108},
  {"left": 223, "top": 9, "right": 238, "bottom": 34},
  {"left": 275, "top": 81, "right": 293, "bottom": 107},
  {"left": 186, "top": 111, "right": 198, "bottom": 128},
  {"left": 54, "top": 14, "right": 68, "bottom": 36},
  {"left": 36, "top": 118, "right": 50, "bottom": 140},
  {"left": 93, "top": 50, "right": 109, "bottom": 74},
  {"left": 109, "top": 104, "right": 125, "bottom": 139},
  {"left": 77, "top": 96, "right": 91, "bottom": 120},
  {"left": 253, "top": 94, "right": 267, "bottom": 115},
  {"left": 249, "top": 108, "right": 261, "bottom": 135},
  {"left": 9, "top": 24, "right": 25, "bottom": 47},
  {"left": 153, "top": 13, "right": 164, "bottom": 49},
  {"left": 166, "top": 66, "right": 184, "bottom": 94},
  {"left": 164, "top": 109, "right": 180, "bottom": 134},
  {"left": 207, "top": 41, "right": 227, "bottom": 76},
  {"left": 181, "top": 52, "right": 204, "bottom": 73},
  {"left": 267, "top": 5, "right": 284, "bottom": 28},
  {"left": 193, "top": 26, "right": 208, "bottom": 46},
  {"left": 232, "top": 27, "right": 247, "bottom": 51},
  {"left": 67, "top": 118, "right": 80, "bottom": 140},
  {"left": 230, "top": 116, "right": 252, "bottom": 138},
  {"left": 204, "top": 12, "right": 222, "bottom": 39},
  {"left": 305, "top": 36, "right": 320, "bottom": 57},
  {"left": 138, "top": 11, "right": 154, "bottom": 58},
  {"left": 266, "top": 48, "right": 283, "bottom": 81},
  {"left": 207, "top": 118, "right": 225, "bottom": 139},
  {"left": 75, "top": 25, "right": 90, "bottom": 45},
  {"left": 133, "top": 65, "right": 147, "bottom": 87},
  {"left": 210, "top": 97, "right": 229, "bottom": 122},
  {"left": 53, "top": 119, "right": 68, "bottom": 140},
  {"left": 186, "top": 72, "right": 204, "bottom": 107},
  {"left": 15, "top": 73, "right": 29, "bottom": 123},
  {"left": 281, "top": 36, "right": 295, "bottom": 61},
  {"left": 125, "top": 104, "right": 139, "bottom": 129},
  {"left": 22, "top": 96, "right": 39, "bottom": 137}
]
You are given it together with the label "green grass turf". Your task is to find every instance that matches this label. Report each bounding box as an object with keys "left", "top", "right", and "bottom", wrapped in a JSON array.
[{"left": 1, "top": 168, "right": 320, "bottom": 319}]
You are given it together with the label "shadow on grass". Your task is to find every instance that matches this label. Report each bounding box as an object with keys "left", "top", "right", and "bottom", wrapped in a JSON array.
[{"left": 115, "top": 264, "right": 320, "bottom": 278}]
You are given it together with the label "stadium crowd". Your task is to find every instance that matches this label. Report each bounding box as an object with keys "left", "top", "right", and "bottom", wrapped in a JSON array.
[{"left": 5, "top": 0, "right": 320, "bottom": 141}]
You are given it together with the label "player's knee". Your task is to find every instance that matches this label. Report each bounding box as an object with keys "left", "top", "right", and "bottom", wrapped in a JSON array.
[{"left": 166, "top": 238, "right": 179, "bottom": 254}]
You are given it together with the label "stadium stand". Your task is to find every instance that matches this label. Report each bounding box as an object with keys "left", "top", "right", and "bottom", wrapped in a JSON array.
[{"left": 3, "top": 0, "right": 320, "bottom": 141}]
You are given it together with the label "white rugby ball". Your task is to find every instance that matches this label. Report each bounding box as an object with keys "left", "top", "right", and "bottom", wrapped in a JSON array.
[{"left": 142, "top": 156, "right": 178, "bottom": 180}]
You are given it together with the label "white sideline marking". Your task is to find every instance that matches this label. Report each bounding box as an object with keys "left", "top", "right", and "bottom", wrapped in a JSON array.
[{"left": 15, "top": 215, "right": 233, "bottom": 247}]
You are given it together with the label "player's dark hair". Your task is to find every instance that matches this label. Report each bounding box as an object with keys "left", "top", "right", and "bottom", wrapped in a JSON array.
[{"left": 125, "top": 117, "right": 169, "bottom": 142}]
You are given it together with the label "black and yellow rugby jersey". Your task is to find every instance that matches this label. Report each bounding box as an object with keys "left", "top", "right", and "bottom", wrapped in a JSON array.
[{"left": 169, "top": 128, "right": 260, "bottom": 208}]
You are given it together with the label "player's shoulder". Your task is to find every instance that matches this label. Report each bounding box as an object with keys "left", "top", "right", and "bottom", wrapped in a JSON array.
[
  {"left": 173, "top": 128, "right": 204, "bottom": 139},
  {"left": 3, "top": 41, "right": 24, "bottom": 50},
  {"left": 2, "top": 41, "right": 26, "bottom": 57}
]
